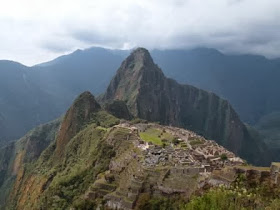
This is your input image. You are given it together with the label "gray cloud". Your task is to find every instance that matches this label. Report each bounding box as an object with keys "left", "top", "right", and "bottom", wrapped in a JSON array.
[
  {"left": 0, "top": 0, "right": 280, "bottom": 65},
  {"left": 41, "top": 41, "right": 75, "bottom": 53}
]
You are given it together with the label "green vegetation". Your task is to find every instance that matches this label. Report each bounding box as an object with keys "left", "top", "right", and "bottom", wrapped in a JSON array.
[
  {"left": 135, "top": 193, "right": 185, "bottom": 210},
  {"left": 220, "top": 153, "right": 228, "bottom": 161},
  {"left": 6, "top": 108, "right": 125, "bottom": 210},
  {"left": 185, "top": 187, "right": 248, "bottom": 210},
  {"left": 235, "top": 165, "right": 270, "bottom": 171},
  {"left": 161, "top": 132, "right": 174, "bottom": 142},
  {"left": 90, "top": 110, "right": 120, "bottom": 128},
  {"left": 140, "top": 128, "right": 163, "bottom": 145},
  {"left": 105, "top": 100, "right": 132, "bottom": 120},
  {"left": 189, "top": 139, "right": 204, "bottom": 146},
  {"left": 185, "top": 186, "right": 280, "bottom": 210},
  {"left": 133, "top": 172, "right": 280, "bottom": 210},
  {"left": 36, "top": 125, "right": 115, "bottom": 209},
  {"left": 140, "top": 128, "right": 174, "bottom": 146},
  {"left": 131, "top": 118, "right": 148, "bottom": 124},
  {"left": 255, "top": 112, "right": 280, "bottom": 159},
  {"left": 172, "top": 138, "right": 180, "bottom": 145},
  {"left": 180, "top": 142, "right": 188, "bottom": 149},
  {"left": 0, "top": 119, "right": 61, "bottom": 208},
  {"left": 185, "top": 173, "right": 280, "bottom": 210}
]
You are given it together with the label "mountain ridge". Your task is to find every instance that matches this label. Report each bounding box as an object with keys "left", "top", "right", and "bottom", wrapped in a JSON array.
[{"left": 0, "top": 46, "right": 280, "bottom": 155}]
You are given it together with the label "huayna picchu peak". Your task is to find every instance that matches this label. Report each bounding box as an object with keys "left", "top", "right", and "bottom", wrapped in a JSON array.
[
  {"left": 102, "top": 48, "right": 267, "bottom": 165},
  {"left": 0, "top": 48, "right": 279, "bottom": 210}
]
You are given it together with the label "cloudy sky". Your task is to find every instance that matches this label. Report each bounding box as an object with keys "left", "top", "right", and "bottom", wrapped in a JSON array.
[{"left": 1, "top": 0, "right": 280, "bottom": 66}]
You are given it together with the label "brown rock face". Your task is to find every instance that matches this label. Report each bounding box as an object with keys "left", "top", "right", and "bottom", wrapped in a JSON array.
[
  {"left": 55, "top": 91, "right": 100, "bottom": 157},
  {"left": 102, "top": 48, "right": 264, "bottom": 164}
]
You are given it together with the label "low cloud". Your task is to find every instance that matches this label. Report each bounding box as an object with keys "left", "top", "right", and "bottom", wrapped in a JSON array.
[{"left": 0, "top": 0, "right": 280, "bottom": 65}]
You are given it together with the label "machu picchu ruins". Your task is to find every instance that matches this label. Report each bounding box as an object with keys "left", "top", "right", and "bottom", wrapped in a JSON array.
[{"left": 82, "top": 121, "right": 280, "bottom": 210}]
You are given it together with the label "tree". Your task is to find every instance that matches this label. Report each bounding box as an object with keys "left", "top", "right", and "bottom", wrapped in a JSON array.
[{"left": 220, "top": 153, "right": 228, "bottom": 161}]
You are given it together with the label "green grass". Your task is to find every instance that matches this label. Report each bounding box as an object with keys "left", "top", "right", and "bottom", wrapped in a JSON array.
[
  {"left": 96, "top": 126, "right": 108, "bottom": 131},
  {"left": 180, "top": 142, "right": 188, "bottom": 148},
  {"left": 189, "top": 139, "right": 204, "bottom": 146},
  {"left": 140, "top": 128, "right": 163, "bottom": 145},
  {"left": 139, "top": 128, "right": 175, "bottom": 146},
  {"left": 235, "top": 165, "right": 270, "bottom": 171},
  {"left": 90, "top": 111, "right": 120, "bottom": 128},
  {"left": 140, "top": 128, "right": 174, "bottom": 145},
  {"left": 161, "top": 132, "right": 174, "bottom": 141}
]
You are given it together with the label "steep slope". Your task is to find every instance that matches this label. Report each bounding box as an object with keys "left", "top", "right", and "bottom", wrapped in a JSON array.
[
  {"left": 102, "top": 48, "right": 266, "bottom": 165},
  {"left": 0, "top": 61, "right": 65, "bottom": 146},
  {"left": 255, "top": 112, "right": 280, "bottom": 161},
  {"left": 54, "top": 91, "right": 101, "bottom": 157},
  {"left": 5, "top": 92, "right": 120, "bottom": 210},
  {"left": 151, "top": 48, "right": 280, "bottom": 124},
  {"left": 256, "top": 112, "right": 280, "bottom": 148},
  {"left": 31, "top": 47, "right": 126, "bottom": 96},
  {"left": 0, "top": 114, "right": 8, "bottom": 145},
  {"left": 2, "top": 91, "right": 280, "bottom": 210},
  {"left": 0, "top": 48, "right": 125, "bottom": 146},
  {"left": 105, "top": 100, "right": 133, "bottom": 120},
  {"left": 0, "top": 119, "right": 60, "bottom": 209}
]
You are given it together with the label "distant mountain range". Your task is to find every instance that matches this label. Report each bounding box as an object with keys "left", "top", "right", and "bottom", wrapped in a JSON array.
[{"left": 0, "top": 47, "right": 280, "bottom": 148}]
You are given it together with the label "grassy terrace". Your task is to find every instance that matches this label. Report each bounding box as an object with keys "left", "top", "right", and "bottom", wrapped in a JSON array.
[
  {"left": 139, "top": 128, "right": 174, "bottom": 146},
  {"left": 189, "top": 139, "right": 204, "bottom": 146},
  {"left": 235, "top": 165, "right": 270, "bottom": 171}
]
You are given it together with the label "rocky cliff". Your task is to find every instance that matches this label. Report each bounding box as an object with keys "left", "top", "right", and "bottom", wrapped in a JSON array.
[{"left": 101, "top": 48, "right": 266, "bottom": 165}]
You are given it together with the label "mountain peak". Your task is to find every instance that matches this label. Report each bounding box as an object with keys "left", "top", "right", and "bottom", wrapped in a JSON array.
[
  {"left": 121, "top": 47, "right": 156, "bottom": 71},
  {"left": 101, "top": 48, "right": 164, "bottom": 114},
  {"left": 73, "top": 91, "right": 97, "bottom": 105},
  {"left": 131, "top": 47, "right": 152, "bottom": 60},
  {"left": 55, "top": 91, "right": 100, "bottom": 157}
]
